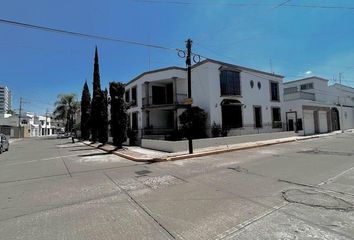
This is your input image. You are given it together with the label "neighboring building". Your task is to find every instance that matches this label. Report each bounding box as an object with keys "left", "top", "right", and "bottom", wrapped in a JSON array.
[
  {"left": 0, "top": 112, "right": 55, "bottom": 138},
  {"left": 51, "top": 119, "right": 65, "bottom": 134},
  {"left": 37, "top": 115, "right": 53, "bottom": 136},
  {"left": 125, "top": 59, "right": 285, "bottom": 142},
  {"left": 328, "top": 83, "right": 354, "bottom": 130},
  {"left": 283, "top": 77, "right": 354, "bottom": 135},
  {"left": 0, "top": 86, "right": 12, "bottom": 113},
  {"left": 0, "top": 113, "right": 30, "bottom": 138}
]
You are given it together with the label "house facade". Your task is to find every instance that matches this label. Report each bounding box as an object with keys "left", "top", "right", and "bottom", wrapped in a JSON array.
[
  {"left": 125, "top": 59, "right": 285, "bottom": 141},
  {"left": 0, "top": 112, "right": 55, "bottom": 138},
  {"left": 283, "top": 77, "right": 354, "bottom": 135}
]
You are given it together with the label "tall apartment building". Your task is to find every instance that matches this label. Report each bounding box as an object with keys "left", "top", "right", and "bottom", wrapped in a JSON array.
[{"left": 0, "top": 86, "right": 12, "bottom": 113}]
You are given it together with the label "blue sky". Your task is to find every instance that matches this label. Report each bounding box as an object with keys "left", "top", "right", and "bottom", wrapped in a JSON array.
[{"left": 1, "top": 0, "right": 354, "bottom": 115}]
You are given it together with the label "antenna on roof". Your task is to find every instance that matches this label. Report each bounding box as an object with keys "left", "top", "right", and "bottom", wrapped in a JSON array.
[
  {"left": 269, "top": 58, "right": 274, "bottom": 74},
  {"left": 339, "top": 72, "right": 342, "bottom": 85}
]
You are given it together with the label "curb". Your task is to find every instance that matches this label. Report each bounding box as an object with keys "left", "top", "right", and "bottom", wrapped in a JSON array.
[
  {"left": 82, "top": 142, "right": 158, "bottom": 163},
  {"left": 81, "top": 133, "right": 330, "bottom": 163},
  {"left": 165, "top": 139, "right": 297, "bottom": 161}
]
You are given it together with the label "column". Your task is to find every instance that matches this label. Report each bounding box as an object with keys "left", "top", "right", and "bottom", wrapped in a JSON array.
[{"left": 172, "top": 77, "right": 177, "bottom": 104}]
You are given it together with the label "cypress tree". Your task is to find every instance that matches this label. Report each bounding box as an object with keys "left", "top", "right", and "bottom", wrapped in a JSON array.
[
  {"left": 90, "top": 47, "right": 101, "bottom": 142},
  {"left": 98, "top": 88, "right": 109, "bottom": 144},
  {"left": 80, "top": 80, "right": 91, "bottom": 140},
  {"left": 109, "top": 82, "right": 127, "bottom": 148}
]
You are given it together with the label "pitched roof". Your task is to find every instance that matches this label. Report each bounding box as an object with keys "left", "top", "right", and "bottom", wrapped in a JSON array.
[
  {"left": 193, "top": 59, "right": 284, "bottom": 78},
  {"left": 284, "top": 76, "right": 329, "bottom": 84},
  {"left": 126, "top": 66, "right": 186, "bottom": 86},
  {"left": 125, "top": 58, "right": 284, "bottom": 86}
]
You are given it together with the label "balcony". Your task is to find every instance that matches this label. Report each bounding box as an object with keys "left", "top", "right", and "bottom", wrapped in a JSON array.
[
  {"left": 142, "top": 93, "right": 188, "bottom": 107},
  {"left": 142, "top": 78, "right": 188, "bottom": 109},
  {"left": 284, "top": 91, "right": 315, "bottom": 101}
]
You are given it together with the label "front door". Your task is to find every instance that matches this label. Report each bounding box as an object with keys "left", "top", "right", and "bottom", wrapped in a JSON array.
[
  {"left": 331, "top": 108, "right": 340, "bottom": 131},
  {"left": 288, "top": 119, "right": 294, "bottom": 131},
  {"left": 254, "top": 106, "right": 262, "bottom": 128}
]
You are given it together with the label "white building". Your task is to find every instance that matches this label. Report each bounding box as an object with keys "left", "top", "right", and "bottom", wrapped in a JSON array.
[
  {"left": 283, "top": 77, "right": 354, "bottom": 135},
  {"left": 37, "top": 115, "right": 53, "bottom": 136},
  {"left": 125, "top": 59, "right": 285, "bottom": 142},
  {"left": 0, "top": 86, "right": 12, "bottom": 113},
  {"left": 0, "top": 112, "right": 54, "bottom": 137}
]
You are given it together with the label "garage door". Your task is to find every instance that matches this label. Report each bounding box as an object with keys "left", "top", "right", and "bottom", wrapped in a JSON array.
[
  {"left": 303, "top": 110, "right": 315, "bottom": 135},
  {"left": 318, "top": 111, "right": 328, "bottom": 133}
]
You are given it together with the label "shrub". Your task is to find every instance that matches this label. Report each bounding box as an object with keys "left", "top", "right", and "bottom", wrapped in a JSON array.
[
  {"left": 179, "top": 107, "right": 207, "bottom": 139},
  {"left": 211, "top": 122, "right": 221, "bottom": 137}
]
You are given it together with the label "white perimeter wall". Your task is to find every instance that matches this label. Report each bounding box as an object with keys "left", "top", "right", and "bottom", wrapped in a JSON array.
[
  {"left": 341, "top": 106, "right": 354, "bottom": 130},
  {"left": 142, "top": 131, "right": 297, "bottom": 153}
]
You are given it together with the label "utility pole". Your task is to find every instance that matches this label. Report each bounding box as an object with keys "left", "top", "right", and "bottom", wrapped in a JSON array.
[
  {"left": 186, "top": 39, "right": 193, "bottom": 154},
  {"left": 339, "top": 72, "right": 342, "bottom": 85},
  {"left": 269, "top": 58, "right": 273, "bottom": 74},
  {"left": 338, "top": 73, "right": 345, "bottom": 133},
  {"left": 45, "top": 109, "right": 48, "bottom": 136},
  {"left": 18, "top": 98, "right": 22, "bottom": 138},
  {"left": 338, "top": 96, "right": 344, "bottom": 133},
  {"left": 18, "top": 98, "right": 30, "bottom": 138}
]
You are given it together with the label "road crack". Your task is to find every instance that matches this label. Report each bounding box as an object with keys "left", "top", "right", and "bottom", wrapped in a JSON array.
[
  {"left": 103, "top": 172, "right": 176, "bottom": 239},
  {"left": 282, "top": 188, "right": 354, "bottom": 211}
]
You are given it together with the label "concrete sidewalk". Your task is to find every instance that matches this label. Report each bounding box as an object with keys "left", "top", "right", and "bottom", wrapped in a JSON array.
[{"left": 83, "top": 130, "right": 350, "bottom": 162}]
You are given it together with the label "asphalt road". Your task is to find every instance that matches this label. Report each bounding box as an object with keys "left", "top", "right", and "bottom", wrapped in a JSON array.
[{"left": 0, "top": 133, "right": 354, "bottom": 239}]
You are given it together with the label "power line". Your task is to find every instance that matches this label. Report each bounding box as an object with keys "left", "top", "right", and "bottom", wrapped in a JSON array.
[
  {"left": 284, "top": 4, "right": 354, "bottom": 10},
  {"left": 0, "top": 18, "right": 179, "bottom": 52},
  {"left": 196, "top": 0, "right": 279, "bottom": 43},
  {"left": 130, "top": 0, "right": 268, "bottom": 7},
  {"left": 130, "top": 0, "right": 354, "bottom": 10},
  {"left": 0, "top": 18, "right": 208, "bottom": 63},
  {"left": 273, "top": 0, "right": 292, "bottom": 9}
]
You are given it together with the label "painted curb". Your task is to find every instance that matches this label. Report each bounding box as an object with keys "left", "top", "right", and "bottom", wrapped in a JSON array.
[{"left": 81, "top": 133, "right": 329, "bottom": 162}]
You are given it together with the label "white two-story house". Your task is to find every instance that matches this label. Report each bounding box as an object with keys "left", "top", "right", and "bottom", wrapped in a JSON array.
[
  {"left": 125, "top": 59, "right": 285, "bottom": 142},
  {"left": 283, "top": 76, "right": 354, "bottom": 135}
]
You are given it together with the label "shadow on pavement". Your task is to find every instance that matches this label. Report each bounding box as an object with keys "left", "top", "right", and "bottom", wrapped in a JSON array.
[
  {"left": 78, "top": 152, "right": 112, "bottom": 157},
  {"left": 69, "top": 148, "right": 97, "bottom": 152},
  {"left": 36, "top": 137, "right": 62, "bottom": 140},
  {"left": 56, "top": 145, "right": 86, "bottom": 148}
]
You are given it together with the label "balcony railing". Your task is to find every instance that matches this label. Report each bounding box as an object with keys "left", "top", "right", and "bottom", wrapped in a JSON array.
[
  {"left": 142, "top": 93, "right": 188, "bottom": 107},
  {"left": 284, "top": 91, "right": 315, "bottom": 101}
]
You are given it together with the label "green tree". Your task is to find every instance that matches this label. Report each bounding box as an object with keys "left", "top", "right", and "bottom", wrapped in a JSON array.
[
  {"left": 53, "top": 93, "right": 79, "bottom": 132},
  {"left": 98, "top": 88, "right": 108, "bottom": 144},
  {"left": 90, "top": 47, "right": 101, "bottom": 142},
  {"left": 80, "top": 80, "right": 91, "bottom": 140},
  {"left": 109, "top": 82, "right": 127, "bottom": 148},
  {"left": 179, "top": 107, "right": 207, "bottom": 139}
]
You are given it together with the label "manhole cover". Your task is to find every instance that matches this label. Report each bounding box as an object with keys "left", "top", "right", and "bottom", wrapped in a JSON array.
[{"left": 282, "top": 189, "right": 354, "bottom": 211}]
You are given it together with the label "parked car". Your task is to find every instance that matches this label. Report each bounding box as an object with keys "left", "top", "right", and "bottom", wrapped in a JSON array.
[
  {"left": 0, "top": 134, "right": 9, "bottom": 153},
  {"left": 57, "top": 132, "right": 69, "bottom": 139}
]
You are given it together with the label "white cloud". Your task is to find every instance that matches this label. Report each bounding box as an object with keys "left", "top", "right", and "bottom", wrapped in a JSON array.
[{"left": 305, "top": 70, "right": 312, "bottom": 75}]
